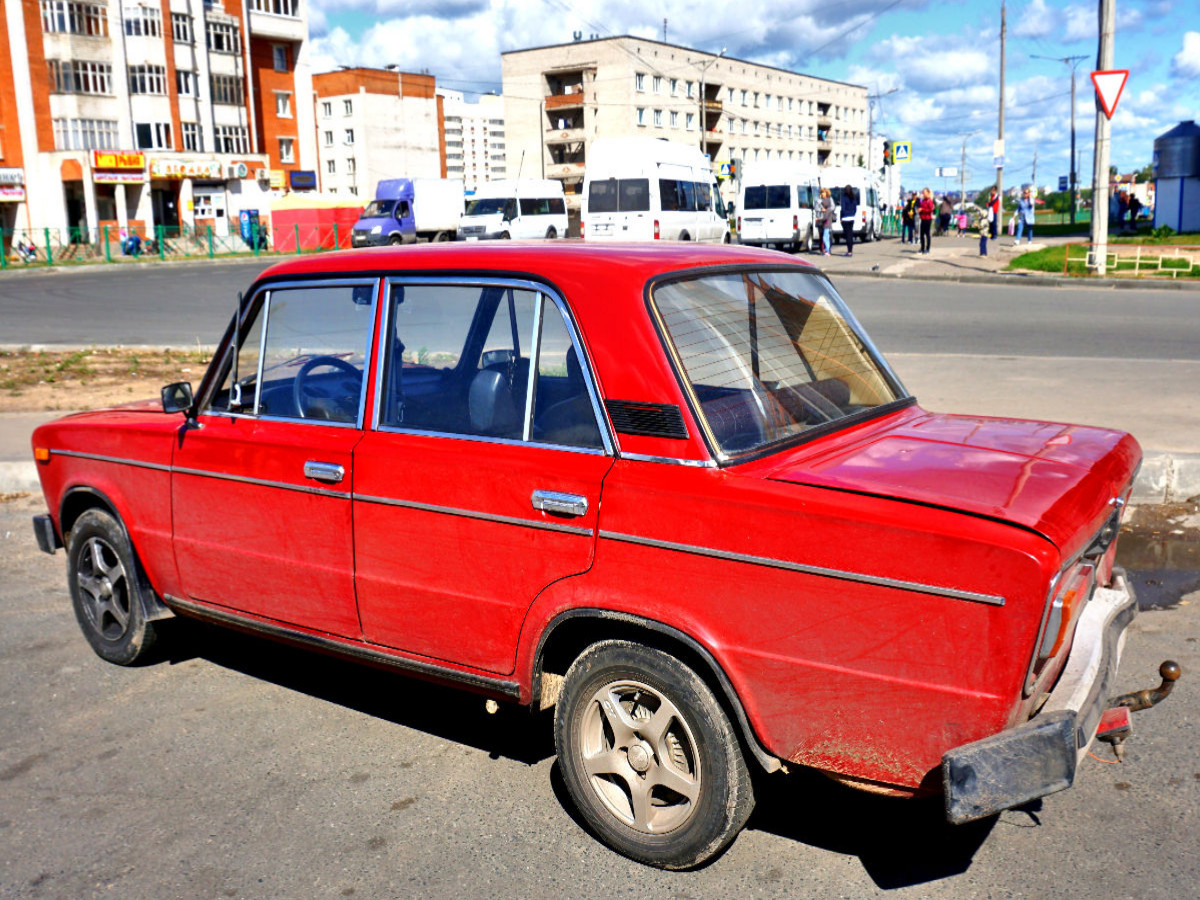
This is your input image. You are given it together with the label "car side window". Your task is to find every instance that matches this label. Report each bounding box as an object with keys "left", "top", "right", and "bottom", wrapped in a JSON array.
[
  {"left": 208, "top": 283, "right": 375, "bottom": 423},
  {"left": 380, "top": 282, "right": 603, "bottom": 450}
]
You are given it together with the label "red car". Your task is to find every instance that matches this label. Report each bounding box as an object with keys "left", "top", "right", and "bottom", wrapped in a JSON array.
[{"left": 30, "top": 243, "right": 1178, "bottom": 869}]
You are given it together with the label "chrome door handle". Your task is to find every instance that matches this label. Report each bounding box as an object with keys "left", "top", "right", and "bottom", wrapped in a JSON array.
[
  {"left": 531, "top": 490, "right": 588, "bottom": 518},
  {"left": 304, "top": 461, "right": 345, "bottom": 484}
]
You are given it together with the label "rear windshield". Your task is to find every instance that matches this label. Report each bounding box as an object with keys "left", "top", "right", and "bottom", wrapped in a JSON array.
[
  {"left": 744, "top": 185, "right": 791, "bottom": 210},
  {"left": 651, "top": 269, "right": 907, "bottom": 457},
  {"left": 588, "top": 178, "right": 650, "bottom": 213},
  {"left": 362, "top": 199, "right": 396, "bottom": 218}
]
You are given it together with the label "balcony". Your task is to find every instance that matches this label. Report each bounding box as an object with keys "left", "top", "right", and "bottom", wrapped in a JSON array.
[
  {"left": 545, "top": 126, "right": 585, "bottom": 145},
  {"left": 546, "top": 91, "right": 584, "bottom": 111},
  {"left": 547, "top": 161, "right": 585, "bottom": 179}
]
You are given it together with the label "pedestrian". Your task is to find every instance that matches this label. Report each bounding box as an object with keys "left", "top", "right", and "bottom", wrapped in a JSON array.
[
  {"left": 1015, "top": 188, "right": 1035, "bottom": 244},
  {"left": 977, "top": 217, "right": 989, "bottom": 256},
  {"left": 839, "top": 184, "right": 858, "bottom": 256},
  {"left": 986, "top": 188, "right": 1000, "bottom": 240},
  {"left": 956, "top": 210, "right": 968, "bottom": 236},
  {"left": 918, "top": 187, "right": 935, "bottom": 254},
  {"left": 901, "top": 192, "right": 917, "bottom": 244},
  {"left": 938, "top": 195, "right": 953, "bottom": 236},
  {"left": 818, "top": 187, "right": 835, "bottom": 255},
  {"left": 1128, "top": 192, "right": 1143, "bottom": 229}
]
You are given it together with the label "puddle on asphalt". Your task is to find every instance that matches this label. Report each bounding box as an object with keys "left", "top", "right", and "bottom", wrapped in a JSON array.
[{"left": 1118, "top": 501, "right": 1200, "bottom": 610}]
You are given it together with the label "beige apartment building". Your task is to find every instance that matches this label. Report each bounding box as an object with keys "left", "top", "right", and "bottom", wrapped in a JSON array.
[
  {"left": 438, "top": 90, "right": 506, "bottom": 192},
  {"left": 501, "top": 36, "right": 868, "bottom": 208}
]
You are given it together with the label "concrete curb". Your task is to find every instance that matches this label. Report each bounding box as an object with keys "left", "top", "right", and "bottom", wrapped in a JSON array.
[
  {"left": 831, "top": 267, "right": 1200, "bottom": 291},
  {"left": 5, "top": 452, "right": 1197, "bottom": 506}
]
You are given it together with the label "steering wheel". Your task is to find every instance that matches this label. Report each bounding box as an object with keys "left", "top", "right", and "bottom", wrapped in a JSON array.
[{"left": 293, "top": 355, "right": 362, "bottom": 420}]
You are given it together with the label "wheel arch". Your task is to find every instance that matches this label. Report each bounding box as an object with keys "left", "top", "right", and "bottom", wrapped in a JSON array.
[{"left": 531, "top": 608, "right": 782, "bottom": 773}]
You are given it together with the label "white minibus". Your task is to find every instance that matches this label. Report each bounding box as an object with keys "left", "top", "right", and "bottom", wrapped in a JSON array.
[
  {"left": 736, "top": 161, "right": 820, "bottom": 252},
  {"left": 820, "top": 166, "right": 883, "bottom": 243},
  {"left": 457, "top": 179, "right": 568, "bottom": 240}
]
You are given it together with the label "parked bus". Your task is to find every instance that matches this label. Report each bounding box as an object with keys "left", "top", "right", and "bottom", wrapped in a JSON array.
[{"left": 736, "top": 161, "right": 821, "bottom": 252}]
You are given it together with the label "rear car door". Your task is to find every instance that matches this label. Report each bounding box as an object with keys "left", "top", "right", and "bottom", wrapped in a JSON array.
[
  {"left": 171, "top": 279, "right": 377, "bottom": 637},
  {"left": 353, "top": 278, "right": 614, "bottom": 674}
]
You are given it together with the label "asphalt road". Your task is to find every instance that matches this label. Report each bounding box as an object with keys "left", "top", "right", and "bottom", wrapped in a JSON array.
[{"left": 1, "top": 492, "right": 1197, "bottom": 899}]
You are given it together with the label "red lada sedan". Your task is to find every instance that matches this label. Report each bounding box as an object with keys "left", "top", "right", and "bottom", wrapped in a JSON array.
[{"left": 30, "top": 243, "right": 1178, "bottom": 869}]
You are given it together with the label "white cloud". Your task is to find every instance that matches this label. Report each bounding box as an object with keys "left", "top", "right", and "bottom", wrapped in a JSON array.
[
  {"left": 1013, "top": 0, "right": 1053, "bottom": 39},
  {"left": 1171, "top": 31, "right": 1200, "bottom": 78}
]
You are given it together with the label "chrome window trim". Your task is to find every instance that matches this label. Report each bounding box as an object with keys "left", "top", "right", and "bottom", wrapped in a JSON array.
[
  {"left": 598, "top": 530, "right": 1007, "bottom": 607},
  {"left": 371, "top": 424, "right": 608, "bottom": 455},
  {"left": 374, "top": 276, "right": 615, "bottom": 456},
  {"left": 50, "top": 449, "right": 172, "bottom": 472},
  {"left": 173, "top": 465, "right": 351, "bottom": 499},
  {"left": 617, "top": 452, "right": 718, "bottom": 468},
  {"left": 354, "top": 492, "right": 593, "bottom": 537},
  {"left": 522, "top": 290, "right": 544, "bottom": 443}
]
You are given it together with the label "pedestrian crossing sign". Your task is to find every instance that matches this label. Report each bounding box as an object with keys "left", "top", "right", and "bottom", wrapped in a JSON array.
[{"left": 893, "top": 141, "right": 913, "bottom": 164}]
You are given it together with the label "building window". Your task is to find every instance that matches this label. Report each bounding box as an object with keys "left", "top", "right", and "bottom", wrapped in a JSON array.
[
  {"left": 636, "top": 107, "right": 645, "bottom": 126},
  {"left": 726, "top": 87, "right": 733, "bottom": 102},
  {"left": 346, "top": 158, "right": 356, "bottom": 173},
  {"left": 275, "top": 91, "right": 292, "bottom": 118},
  {"left": 48, "top": 60, "right": 112, "bottom": 95},
  {"left": 171, "top": 12, "right": 192, "bottom": 43},
  {"left": 210, "top": 74, "right": 243, "bottom": 105},
  {"left": 686, "top": 81, "right": 694, "bottom": 98},
  {"left": 652, "top": 76, "right": 662, "bottom": 94},
  {"left": 741, "top": 89, "right": 747, "bottom": 105},
  {"left": 214, "top": 125, "right": 249, "bottom": 154},
  {"left": 250, "top": 0, "right": 298, "bottom": 15},
  {"left": 349, "top": 186, "right": 357, "bottom": 196},
  {"left": 670, "top": 110, "right": 678, "bottom": 129},
  {"left": 181, "top": 121, "right": 201, "bottom": 151},
  {"left": 52, "top": 117, "right": 119, "bottom": 150},
  {"left": 123, "top": 6, "right": 161, "bottom": 36},
  {"left": 206, "top": 20, "right": 240, "bottom": 54},
  {"left": 323, "top": 130, "right": 333, "bottom": 146},
  {"left": 344, "top": 128, "right": 354, "bottom": 144},
  {"left": 686, "top": 112, "right": 695, "bottom": 131},
  {"left": 128, "top": 65, "right": 167, "bottom": 95},
  {"left": 765, "top": 93, "right": 771, "bottom": 107},
  {"left": 40, "top": 1, "right": 109, "bottom": 36},
  {"left": 635, "top": 72, "right": 645, "bottom": 92},
  {"left": 273, "top": 44, "right": 289, "bottom": 72},
  {"left": 176, "top": 69, "right": 197, "bottom": 96},
  {"left": 278, "top": 137, "right": 294, "bottom": 164},
  {"left": 134, "top": 121, "right": 172, "bottom": 150},
  {"left": 326, "top": 159, "right": 335, "bottom": 174},
  {"left": 343, "top": 99, "right": 352, "bottom": 115},
  {"left": 653, "top": 109, "right": 662, "bottom": 126}
]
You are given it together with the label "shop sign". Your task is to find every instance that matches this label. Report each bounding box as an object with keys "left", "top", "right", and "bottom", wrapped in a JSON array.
[
  {"left": 150, "top": 158, "right": 225, "bottom": 180},
  {"left": 93, "top": 171, "right": 147, "bottom": 184},
  {"left": 269, "top": 169, "right": 286, "bottom": 189},
  {"left": 289, "top": 170, "right": 317, "bottom": 190},
  {"left": 0, "top": 167, "right": 25, "bottom": 185},
  {"left": 0, "top": 186, "right": 26, "bottom": 202},
  {"left": 92, "top": 150, "right": 145, "bottom": 170}
]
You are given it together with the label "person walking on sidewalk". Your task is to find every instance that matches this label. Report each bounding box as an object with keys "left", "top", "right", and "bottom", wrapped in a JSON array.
[
  {"left": 938, "top": 195, "right": 953, "bottom": 236},
  {"left": 986, "top": 187, "right": 1000, "bottom": 240},
  {"left": 901, "top": 192, "right": 917, "bottom": 244},
  {"left": 839, "top": 185, "right": 858, "bottom": 256},
  {"left": 1015, "top": 188, "right": 1035, "bottom": 244},
  {"left": 818, "top": 187, "right": 835, "bottom": 255},
  {"left": 918, "top": 187, "right": 935, "bottom": 254}
]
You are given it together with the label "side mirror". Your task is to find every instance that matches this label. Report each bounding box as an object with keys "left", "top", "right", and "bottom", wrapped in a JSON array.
[{"left": 161, "top": 381, "right": 194, "bottom": 415}]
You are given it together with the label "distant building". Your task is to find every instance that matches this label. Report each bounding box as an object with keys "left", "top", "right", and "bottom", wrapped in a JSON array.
[
  {"left": 313, "top": 68, "right": 443, "bottom": 199},
  {"left": 501, "top": 35, "right": 869, "bottom": 208},
  {"left": 0, "top": 0, "right": 317, "bottom": 240},
  {"left": 438, "top": 90, "right": 506, "bottom": 192}
]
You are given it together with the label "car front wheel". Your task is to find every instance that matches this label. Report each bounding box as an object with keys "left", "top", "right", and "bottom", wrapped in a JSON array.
[
  {"left": 67, "top": 509, "right": 158, "bottom": 665},
  {"left": 554, "top": 640, "right": 755, "bottom": 869}
]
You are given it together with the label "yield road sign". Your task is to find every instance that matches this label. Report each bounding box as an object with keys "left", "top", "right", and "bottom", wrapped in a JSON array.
[
  {"left": 893, "top": 141, "right": 912, "bottom": 163},
  {"left": 1091, "top": 69, "right": 1129, "bottom": 119}
]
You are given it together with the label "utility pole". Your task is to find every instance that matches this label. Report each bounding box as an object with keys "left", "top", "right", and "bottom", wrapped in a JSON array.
[
  {"left": 996, "top": 1, "right": 1006, "bottom": 219},
  {"left": 1031, "top": 147, "right": 1038, "bottom": 189},
  {"left": 1033, "top": 53, "right": 1087, "bottom": 223},
  {"left": 1090, "top": 0, "right": 1115, "bottom": 274},
  {"left": 866, "top": 87, "right": 898, "bottom": 174},
  {"left": 696, "top": 48, "right": 725, "bottom": 156}
]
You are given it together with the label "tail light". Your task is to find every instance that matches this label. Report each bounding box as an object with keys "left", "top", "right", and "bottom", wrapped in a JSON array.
[
  {"left": 1037, "top": 563, "right": 1096, "bottom": 664},
  {"left": 653, "top": 219, "right": 660, "bottom": 240},
  {"left": 792, "top": 214, "right": 798, "bottom": 231},
  {"left": 737, "top": 216, "right": 741, "bottom": 231},
  {"left": 579, "top": 220, "right": 585, "bottom": 239}
]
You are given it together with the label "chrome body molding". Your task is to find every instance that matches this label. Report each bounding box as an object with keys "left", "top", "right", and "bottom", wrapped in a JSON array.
[
  {"left": 164, "top": 594, "right": 522, "bottom": 699},
  {"left": 598, "top": 530, "right": 1007, "bottom": 607},
  {"left": 618, "top": 452, "right": 718, "bottom": 468},
  {"left": 354, "top": 492, "right": 594, "bottom": 537},
  {"left": 173, "top": 466, "right": 351, "bottom": 499},
  {"left": 50, "top": 449, "right": 172, "bottom": 472}
]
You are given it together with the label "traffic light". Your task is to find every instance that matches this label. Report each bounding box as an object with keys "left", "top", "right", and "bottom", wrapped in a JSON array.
[
  {"left": 883, "top": 140, "right": 893, "bottom": 166},
  {"left": 729, "top": 159, "right": 739, "bottom": 179}
]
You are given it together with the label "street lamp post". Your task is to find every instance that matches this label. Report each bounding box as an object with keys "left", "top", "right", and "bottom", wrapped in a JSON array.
[
  {"left": 696, "top": 48, "right": 725, "bottom": 156},
  {"left": 1032, "top": 53, "right": 1087, "bottom": 225}
]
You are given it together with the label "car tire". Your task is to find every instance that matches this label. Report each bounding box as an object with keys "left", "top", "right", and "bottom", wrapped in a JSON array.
[
  {"left": 433, "top": 231, "right": 451, "bottom": 242},
  {"left": 555, "top": 640, "right": 755, "bottom": 870},
  {"left": 387, "top": 234, "right": 403, "bottom": 246},
  {"left": 66, "top": 509, "right": 159, "bottom": 666},
  {"left": 723, "top": 232, "right": 732, "bottom": 244},
  {"left": 680, "top": 232, "right": 691, "bottom": 241},
  {"left": 804, "top": 229, "right": 814, "bottom": 253},
  {"left": 500, "top": 231, "right": 511, "bottom": 240},
  {"left": 546, "top": 227, "right": 557, "bottom": 239}
]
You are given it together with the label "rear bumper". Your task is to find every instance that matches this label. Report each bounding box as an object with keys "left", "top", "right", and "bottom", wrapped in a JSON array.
[{"left": 942, "top": 569, "right": 1137, "bottom": 824}]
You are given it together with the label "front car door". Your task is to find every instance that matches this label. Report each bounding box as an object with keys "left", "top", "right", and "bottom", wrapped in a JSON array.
[
  {"left": 171, "top": 279, "right": 378, "bottom": 637},
  {"left": 353, "top": 278, "right": 614, "bottom": 674}
]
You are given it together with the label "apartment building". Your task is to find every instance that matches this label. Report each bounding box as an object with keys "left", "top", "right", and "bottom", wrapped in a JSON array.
[
  {"left": 438, "top": 89, "right": 506, "bottom": 193},
  {"left": 501, "top": 36, "right": 869, "bottom": 208},
  {"left": 314, "top": 68, "right": 443, "bottom": 199},
  {"left": 0, "top": 0, "right": 316, "bottom": 239}
]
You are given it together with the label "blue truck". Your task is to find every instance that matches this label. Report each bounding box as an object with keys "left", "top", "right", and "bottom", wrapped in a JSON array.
[{"left": 351, "top": 178, "right": 464, "bottom": 246}]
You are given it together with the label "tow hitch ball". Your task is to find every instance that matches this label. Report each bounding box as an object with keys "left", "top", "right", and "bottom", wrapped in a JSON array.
[{"left": 1095, "top": 660, "right": 1182, "bottom": 762}]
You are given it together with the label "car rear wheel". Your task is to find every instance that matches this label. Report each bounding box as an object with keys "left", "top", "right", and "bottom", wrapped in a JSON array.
[
  {"left": 500, "top": 231, "right": 511, "bottom": 240},
  {"left": 546, "top": 227, "right": 557, "bottom": 239},
  {"left": 555, "top": 640, "right": 755, "bottom": 869},
  {"left": 804, "top": 228, "right": 814, "bottom": 253},
  {"left": 67, "top": 509, "right": 158, "bottom": 665},
  {"left": 388, "top": 234, "right": 403, "bottom": 246}
]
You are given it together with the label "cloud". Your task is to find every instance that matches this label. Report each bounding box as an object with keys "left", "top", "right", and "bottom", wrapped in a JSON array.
[
  {"left": 1013, "top": 0, "right": 1053, "bottom": 39},
  {"left": 1171, "top": 31, "right": 1200, "bottom": 78}
]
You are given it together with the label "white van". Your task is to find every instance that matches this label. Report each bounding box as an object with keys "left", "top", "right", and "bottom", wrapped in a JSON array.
[
  {"left": 736, "top": 161, "right": 820, "bottom": 252},
  {"left": 582, "top": 137, "right": 729, "bottom": 243},
  {"left": 457, "top": 179, "right": 568, "bottom": 240},
  {"left": 820, "top": 166, "right": 883, "bottom": 243}
]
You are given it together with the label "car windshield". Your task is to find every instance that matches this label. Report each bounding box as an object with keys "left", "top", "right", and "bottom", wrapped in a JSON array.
[
  {"left": 652, "top": 269, "right": 908, "bottom": 457},
  {"left": 362, "top": 199, "right": 395, "bottom": 218},
  {"left": 465, "top": 198, "right": 509, "bottom": 216}
]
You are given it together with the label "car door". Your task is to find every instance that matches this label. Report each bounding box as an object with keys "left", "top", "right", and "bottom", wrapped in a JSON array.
[
  {"left": 172, "top": 279, "right": 378, "bottom": 637},
  {"left": 353, "top": 278, "right": 614, "bottom": 675}
]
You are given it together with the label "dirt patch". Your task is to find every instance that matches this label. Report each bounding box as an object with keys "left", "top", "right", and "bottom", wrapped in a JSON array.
[{"left": 0, "top": 347, "right": 211, "bottom": 412}]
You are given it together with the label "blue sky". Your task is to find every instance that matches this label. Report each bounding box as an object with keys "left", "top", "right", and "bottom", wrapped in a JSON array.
[{"left": 308, "top": 0, "right": 1200, "bottom": 192}]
